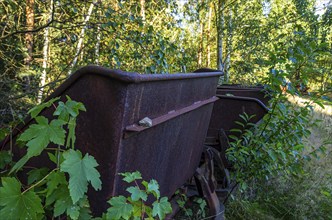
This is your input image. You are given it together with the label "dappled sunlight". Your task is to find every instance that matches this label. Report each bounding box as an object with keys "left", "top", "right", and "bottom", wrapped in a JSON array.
[
  {"left": 287, "top": 95, "right": 332, "bottom": 137},
  {"left": 287, "top": 95, "right": 332, "bottom": 116}
]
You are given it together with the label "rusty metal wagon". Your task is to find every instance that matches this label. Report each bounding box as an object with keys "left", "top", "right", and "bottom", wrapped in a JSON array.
[
  {"left": 198, "top": 83, "right": 271, "bottom": 204},
  {"left": 0, "top": 66, "right": 223, "bottom": 217},
  {"left": 206, "top": 85, "right": 270, "bottom": 148}
]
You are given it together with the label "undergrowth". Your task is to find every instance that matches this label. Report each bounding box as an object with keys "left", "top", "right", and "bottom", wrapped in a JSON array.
[
  {"left": 225, "top": 100, "right": 332, "bottom": 220},
  {"left": 0, "top": 97, "right": 172, "bottom": 219}
]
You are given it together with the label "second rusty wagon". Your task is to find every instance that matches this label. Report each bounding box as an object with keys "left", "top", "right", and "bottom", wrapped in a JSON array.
[{"left": 205, "top": 84, "right": 270, "bottom": 148}]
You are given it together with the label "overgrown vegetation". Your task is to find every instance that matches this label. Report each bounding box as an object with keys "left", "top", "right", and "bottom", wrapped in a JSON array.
[
  {"left": 0, "top": 98, "right": 172, "bottom": 219},
  {"left": 0, "top": 0, "right": 331, "bottom": 219},
  {"left": 105, "top": 171, "right": 172, "bottom": 220},
  {"left": 225, "top": 101, "right": 332, "bottom": 219}
]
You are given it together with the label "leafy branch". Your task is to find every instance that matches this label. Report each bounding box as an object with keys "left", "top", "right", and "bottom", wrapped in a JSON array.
[
  {"left": 105, "top": 171, "right": 172, "bottom": 220},
  {"left": 0, "top": 96, "right": 102, "bottom": 220}
]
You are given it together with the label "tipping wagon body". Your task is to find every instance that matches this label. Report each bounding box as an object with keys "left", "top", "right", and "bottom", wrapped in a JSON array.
[
  {"left": 203, "top": 84, "right": 270, "bottom": 173},
  {"left": 1, "top": 66, "right": 222, "bottom": 216}
]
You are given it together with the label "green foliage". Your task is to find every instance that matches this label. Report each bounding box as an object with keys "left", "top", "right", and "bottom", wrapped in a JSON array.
[
  {"left": 175, "top": 191, "right": 207, "bottom": 220},
  {"left": 106, "top": 171, "right": 172, "bottom": 220},
  {"left": 0, "top": 97, "right": 100, "bottom": 219},
  {"left": 54, "top": 96, "right": 86, "bottom": 121},
  {"left": 28, "top": 97, "right": 60, "bottom": 118},
  {"left": 226, "top": 96, "right": 314, "bottom": 187},
  {"left": 152, "top": 197, "right": 172, "bottom": 219},
  {"left": 18, "top": 116, "right": 66, "bottom": 158},
  {"left": 60, "top": 149, "right": 102, "bottom": 203},
  {"left": 226, "top": 146, "right": 332, "bottom": 220},
  {"left": 0, "top": 97, "right": 173, "bottom": 219},
  {"left": 0, "top": 177, "right": 44, "bottom": 220},
  {"left": 107, "top": 196, "right": 134, "bottom": 220},
  {"left": 225, "top": 39, "right": 327, "bottom": 190},
  {"left": 0, "top": 151, "right": 12, "bottom": 170},
  {"left": 224, "top": 37, "right": 332, "bottom": 218},
  {"left": 0, "top": 0, "right": 331, "bottom": 219},
  {"left": 120, "top": 171, "right": 142, "bottom": 183}
]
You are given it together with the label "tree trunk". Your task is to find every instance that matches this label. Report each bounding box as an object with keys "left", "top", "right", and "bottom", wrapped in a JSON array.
[
  {"left": 25, "top": 0, "right": 34, "bottom": 65},
  {"left": 95, "top": 24, "right": 101, "bottom": 65},
  {"left": 217, "top": 0, "right": 225, "bottom": 72},
  {"left": 68, "top": 1, "right": 96, "bottom": 75},
  {"left": 198, "top": 21, "right": 204, "bottom": 67},
  {"left": 206, "top": 3, "right": 213, "bottom": 67},
  {"left": 24, "top": 0, "right": 34, "bottom": 89},
  {"left": 38, "top": 0, "right": 54, "bottom": 103},
  {"left": 224, "top": 7, "right": 232, "bottom": 82},
  {"left": 140, "top": 0, "right": 146, "bottom": 21}
]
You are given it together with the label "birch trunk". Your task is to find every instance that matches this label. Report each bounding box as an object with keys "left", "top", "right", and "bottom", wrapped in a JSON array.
[
  {"left": 25, "top": 0, "right": 34, "bottom": 65},
  {"left": 24, "top": 0, "right": 34, "bottom": 89},
  {"left": 95, "top": 24, "right": 101, "bottom": 65},
  {"left": 68, "top": 1, "right": 96, "bottom": 75},
  {"left": 217, "top": 0, "right": 225, "bottom": 71},
  {"left": 224, "top": 7, "right": 232, "bottom": 82},
  {"left": 38, "top": 0, "right": 53, "bottom": 103},
  {"left": 140, "top": 0, "right": 146, "bottom": 21},
  {"left": 198, "top": 21, "right": 204, "bottom": 67},
  {"left": 206, "top": 3, "right": 212, "bottom": 67}
]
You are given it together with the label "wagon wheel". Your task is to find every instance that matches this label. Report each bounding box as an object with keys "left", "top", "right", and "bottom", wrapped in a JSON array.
[{"left": 194, "top": 147, "right": 225, "bottom": 220}]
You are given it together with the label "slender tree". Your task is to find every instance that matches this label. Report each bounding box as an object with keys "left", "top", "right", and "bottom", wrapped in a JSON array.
[
  {"left": 38, "top": 0, "right": 54, "bottom": 103},
  {"left": 68, "top": 0, "right": 97, "bottom": 75}
]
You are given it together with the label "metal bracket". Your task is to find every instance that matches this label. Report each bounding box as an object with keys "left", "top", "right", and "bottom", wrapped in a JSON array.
[{"left": 124, "top": 96, "right": 218, "bottom": 138}]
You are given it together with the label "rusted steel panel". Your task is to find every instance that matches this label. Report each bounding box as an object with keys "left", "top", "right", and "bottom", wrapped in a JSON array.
[
  {"left": 206, "top": 84, "right": 270, "bottom": 172},
  {"left": 1, "top": 65, "right": 222, "bottom": 216},
  {"left": 216, "top": 84, "right": 270, "bottom": 105},
  {"left": 206, "top": 85, "right": 270, "bottom": 147},
  {"left": 206, "top": 95, "right": 269, "bottom": 146}
]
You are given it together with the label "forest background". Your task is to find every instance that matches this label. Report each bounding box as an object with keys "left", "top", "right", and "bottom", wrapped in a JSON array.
[{"left": 0, "top": 0, "right": 331, "bottom": 219}]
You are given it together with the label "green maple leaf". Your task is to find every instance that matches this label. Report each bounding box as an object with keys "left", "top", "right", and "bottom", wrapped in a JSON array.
[
  {"left": 126, "top": 186, "right": 148, "bottom": 202},
  {"left": 0, "top": 177, "right": 44, "bottom": 220},
  {"left": 60, "top": 149, "right": 102, "bottom": 203},
  {"left": 106, "top": 196, "right": 133, "bottom": 220},
  {"left": 66, "top": 117, "right": 77, "bottom": 149},
  {"left": 28, "top": 97, "right": 60, "bottom": 118},
  {"left": 53, "top": 189, "right": 73, "bottom": 217},
  {"left": 48, "top": 183, "right": 90, "bottom": 220},
  {"left": 152, "top": 197, "right": 172, "bottom": 219},
  {"left": 58, "top": 195, "right": 90, "bottom": 220},
  {"left": 66, "top": 205, "right": 80, "bottom": 220},
  {"left": 78, "top": 206, "right": 92, "bottom": 220},
  {"left": 119, "top": 171, "right": 142, "bottom": 183},
  {"left": 18, "top": 116, "right": 66, "bottom": 158},
  {"left": 0, "top": 150, "right": 12, "bottom": 169},
  {"left": 9, "top": 154, "right": 29, "bottom": 174},
  {"left": 46, "top": 171, "right": 67, "bottom": 197},
  {"left": 54, "top": 96, "right": 86, "bottom": 121},
  {"left": 147, "top": 179, "right": 160, "bottom": 199},
  {"left": 27, "top": 167, "right": 49, "bottom": 184}
]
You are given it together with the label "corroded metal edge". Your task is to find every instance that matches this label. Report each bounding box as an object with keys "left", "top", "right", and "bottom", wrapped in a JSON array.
[
  {"left": 68, "top": 65, "right": 223, "bottom": 84},
  {"left": 218, "top": 95, "right": 270, "bottom": 112}
]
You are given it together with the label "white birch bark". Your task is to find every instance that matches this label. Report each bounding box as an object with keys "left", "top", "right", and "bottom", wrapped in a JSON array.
[
  {"left": 140, "top": 0, "right": 146, "bottom": 21},
  {"left": 68, "top": 1, "right": 96, "bottom": 75},
  {"left": 38, "top": 0, "right": 53, "bottom": 103},
  {"left": 224, "top": 7, "right": 232, "bottom": 82},
  {"left": 95, "top": 3, "right": 101, "bottom": 65},
  {"left": 207, "top": 3, "right": 212, "bottom": 67},
  {"left": 95, "top": 24, "right": 101, "bottom": 65},
  {"left": 198, "top": 22, "right": 204, "bottom": 67},
  {"left": 217, "top": 0, "right": 225, "bottom": 71}
]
